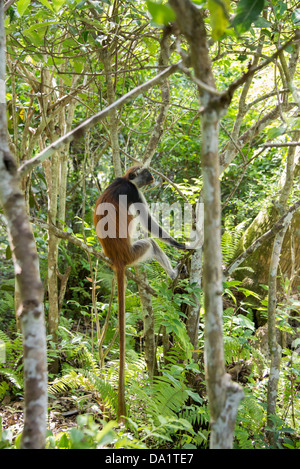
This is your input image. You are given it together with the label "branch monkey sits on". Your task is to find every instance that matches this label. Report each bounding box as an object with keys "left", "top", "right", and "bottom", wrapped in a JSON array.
[{"left": 94, "top": 165, "right": 186, "bottom": 421}]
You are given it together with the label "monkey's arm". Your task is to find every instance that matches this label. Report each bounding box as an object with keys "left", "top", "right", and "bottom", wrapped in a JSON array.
[{"left": 130, "top": 196, "right": 186, "bottom": 250}]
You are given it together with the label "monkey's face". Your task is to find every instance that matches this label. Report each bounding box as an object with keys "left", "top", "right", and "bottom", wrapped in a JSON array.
[{"left": 128, "top": 166, "right": 154, "bottom": 188}]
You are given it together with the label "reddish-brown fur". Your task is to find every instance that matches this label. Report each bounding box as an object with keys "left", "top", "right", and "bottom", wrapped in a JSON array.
[
  {"left": 93, "top": 166, "right": 140, "bottom": 270},
  {"left": 94, "top": 166, "right": 183, "bottom": 422},
  {"left": 93, "top": 166, "right": 146, "bottom": 422}
]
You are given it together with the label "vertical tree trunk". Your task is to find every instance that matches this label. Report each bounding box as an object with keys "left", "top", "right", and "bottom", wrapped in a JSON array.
[
  {"left": 186, "top": 199, "right": 203, "bottom": 356},
  {"left": 266, "top": 133, "right": 298, "bottom": 444},
  {"left": 135, "top": 266, "right": 156, "bottom": 379},
  {"left": 0, "top": 2, "right": 47, "bottom": 448},
  {"left": 266, "top": 227, "right": 286, "bottom": 445},
  {"left": 44, "top": 151, "right": 60, "bottom": 347},
  {"left": 42, "top": 73, "right": 80, "bottom": 365},
  {"left": 103, "top": 52, "right": 122, "bottom": 178},
  {"left": 169, "top": 0, "right": 244, "bottom": 448}
]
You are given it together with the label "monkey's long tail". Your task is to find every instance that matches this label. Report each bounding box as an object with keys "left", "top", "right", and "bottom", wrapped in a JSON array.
[{"left": 116, "top": 266, "right": 126, "bottom": 422}]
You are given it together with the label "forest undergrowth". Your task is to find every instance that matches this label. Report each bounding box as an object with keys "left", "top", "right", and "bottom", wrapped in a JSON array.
[{"left": 1, "top": 270, "right": 299, "bottom": 449}]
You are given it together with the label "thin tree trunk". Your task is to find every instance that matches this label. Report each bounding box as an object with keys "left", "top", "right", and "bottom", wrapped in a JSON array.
[
  {"left": 266, "top": 133, "right": 298, "bottom": 445},
  {"left": 103, "top": 52, "right": 122, "bottom": 177},
  {"left": 0, "top": 2, "right": 47, "bottom": 448},
  {"left": 135, "top": 266, "right": 156, "bottom": 379},
  {"left": 138, "top": 27, "right": 172, "bottom": 376},
  {"left": 266, "top": 227, "right": 286, "bottom": 445},
  {"left": 186, "top": 199, "right": 204, "bottom": 357},
  {"left": 169, "top": 0, "right": 244, "bottom": 448}
]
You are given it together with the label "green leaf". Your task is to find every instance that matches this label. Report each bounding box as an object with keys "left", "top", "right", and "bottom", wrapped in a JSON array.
[
  {"left": 292, "top": 9, "right": 300, "bottom": 25},
  {"left": 146, "top": 1, "right": 175, "bottom": 26},
  {"left": 267, "top": 125, "right": 286, "bottom": 139},
  {"left": 5, "top": 245, "right": 12, "bottom": 260},
  {"left": 23, "top": 29, "right": 44, "bottom": 47},
  {"left": 231, "top": 0, "right": 265, "bottom": 34},
  {"left": 38, "top": 0, "right": 54, "bottom": 11},
  {"left": 52, "top": 0, "right": 67, "bottom": 12},
  {"left": 208, "top": 0, "right": 230, "bottom": 40},
  {"left": 16, "top": 0, "right": 31, "bottom": 16}
]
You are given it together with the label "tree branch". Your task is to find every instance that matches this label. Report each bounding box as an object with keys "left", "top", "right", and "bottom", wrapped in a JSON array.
[
  {"left": 30, "top": 217, "right": 156, "bottom": 296},
  {"left": 262, "top": 141, "right": 300, "bottom": 148},
  {"left": 225, "top": 198, "right": 300, "bottom": 276},
  {"left": 18, "top": 62, "right": 182, "bottom": 178}
]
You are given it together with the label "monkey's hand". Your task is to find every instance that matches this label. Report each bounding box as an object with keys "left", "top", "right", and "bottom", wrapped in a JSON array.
[{"left": 174, "top": 241, "right": 188, "bottom": 251}]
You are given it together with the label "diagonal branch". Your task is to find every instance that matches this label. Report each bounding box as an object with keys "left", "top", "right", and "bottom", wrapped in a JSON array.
[
  {"left": 18, "top": 62, "right": 182, "bottom": 178},
  {"left": 225, "top": 198, "right": 300, "bottom": 276}
]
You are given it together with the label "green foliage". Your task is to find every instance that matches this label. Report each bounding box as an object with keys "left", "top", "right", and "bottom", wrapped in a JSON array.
[
  {"left": 46, "top": 415, "right": 119, "bottom": 449},
  {"left": 1, "top": 0, "right": 300, "bottom": 450},
  {"left": 221, "top": 219, "right": 250, "bottom": 264},
  {"left": 146, "top": 1, "right": 175, "bottom": 26},
  {"left": 208, "top": 0, "right": 230, "bottom": 40},
  {"left": 231, "top": 0, "right": 265, "bottom": 34}
]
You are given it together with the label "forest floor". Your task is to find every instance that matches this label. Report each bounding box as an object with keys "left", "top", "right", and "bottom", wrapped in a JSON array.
[{"left": 0, "top": 395, "right": 80, "bottom": 439}]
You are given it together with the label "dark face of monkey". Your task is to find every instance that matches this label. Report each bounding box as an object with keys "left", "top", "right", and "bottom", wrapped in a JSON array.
[{"left": 128, "top": 166, "right": 154, "bottom": 188}]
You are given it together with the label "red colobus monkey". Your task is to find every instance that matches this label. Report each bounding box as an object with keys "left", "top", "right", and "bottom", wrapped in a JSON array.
[{"left": 94, "top": 165, "right": 186, "bottom": 421}]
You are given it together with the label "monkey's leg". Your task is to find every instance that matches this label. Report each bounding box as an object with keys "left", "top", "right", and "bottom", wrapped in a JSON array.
[
  {"left": 149, "top": 239, "right": 179, "bottom": 279},
  {"left": 131, "top": 239, "right": 178, "bottom": 279}
]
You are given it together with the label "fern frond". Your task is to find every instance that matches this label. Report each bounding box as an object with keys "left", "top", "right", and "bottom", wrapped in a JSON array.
[
  {"left": 222, "top": 219, "right": 249, "bottom": 264},
  {"left": 224, "top": 336, "right": 251, "bottom": 364},
  {"left": 82, "top": 369, "right": 118, "bottom": 414},
  {"left": 180, "top": 404, "right": 210, "bottom": 428},
  {"left": 148, "top": 374, "right": 189, "bottom": 419},
  {"left": 48, "top": 370, "right": 81, "bottom": 394},
  {"left": 48, "top": 368, "right": 118, "bottom": 416},
  {"left": 79, "top": 347, "right": 100, "bottom": 374},
  {"left": 0, "top": 368, "right": 23, "bottom": 389},
  {"left": 0, "top": 330, "right": 11, "bottom": 343},
  {"left": 0, "top": 381, "right": 9, "bottom": 400}
]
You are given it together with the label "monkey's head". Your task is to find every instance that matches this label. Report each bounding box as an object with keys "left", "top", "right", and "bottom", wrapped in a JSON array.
[{"left": 125, "top": 165, "right": 154, "bottom": 189}]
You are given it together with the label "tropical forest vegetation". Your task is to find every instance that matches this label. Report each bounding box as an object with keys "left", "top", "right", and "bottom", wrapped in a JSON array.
[{"left": 0, "top": 0, "right": 299, "bottom": 451}]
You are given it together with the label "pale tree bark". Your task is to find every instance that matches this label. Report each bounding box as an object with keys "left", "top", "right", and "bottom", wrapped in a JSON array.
[
  {"left": 169, "top": 0, "right": 244, "bottom": 448},
  {"left": 266, "top": 131, "right": 299, "bottom": 445},
  {"left": 40, "top": 69, "right": 60, "bottom": 348},
  {"left": 8, "top": 52, "right": 83, "bottom": 347},
  {"left": 225, "top": 42, "right": 300, "bottom": 292},
  {"left": 18, "top": 62, "right": 181, "bottom": 179},
  {"left": 0, "top": 2, "right": 47, "bottom": 448},
  {"left": 139, "top": 27, "right": 172, "bottom": 376},
  {"left": 142, "top": 27, "right": 171, "bottom": 166},
  {"left": 103, "top": 51, "right": 122, "bottom": 177},
  {"left": 220, "top": 41, "right": 299, "bottom": 172},
  {"left": 225, "top": 197, "right": 300, "bottom": 277},
  {"left": 186, "top": 200, "right": 203, "bottom": 358},
  {"left": 37, "top": 70, "right": 81, "bottom": 362},
  {"left": 135, "top": 266, "right": 156, "bottom": 379}
]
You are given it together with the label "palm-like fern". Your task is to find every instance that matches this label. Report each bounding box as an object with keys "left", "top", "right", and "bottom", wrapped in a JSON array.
[{"left": 221, "top": 220, "right": 249, "bottom": 264}]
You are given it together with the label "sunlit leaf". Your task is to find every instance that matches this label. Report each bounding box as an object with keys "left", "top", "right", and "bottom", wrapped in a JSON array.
[
  {"left": 38, "top": 0, "right": 54, "bottom": 11},
  {"left": 146, "top": 1, "right": 175, "bottom": 26},
  {"left": 16, "top": 0, "right": 31, "bottom": 16},
  {"left": 231, "top": 0, "right": 265, "bottom": 34},
  {"left": 208, "top": 0, "right": 230, "bottom": 40},
  {"left": 53, "top": 0, "right": 67, "bottom": 12},
  {"left": 292, "top": 9, "right": 300, "bottom": 25}
]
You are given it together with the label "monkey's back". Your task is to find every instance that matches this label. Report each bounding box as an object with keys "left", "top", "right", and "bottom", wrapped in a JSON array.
[{"left": 94, "top": 178, "right": 139, "bottom": 269}]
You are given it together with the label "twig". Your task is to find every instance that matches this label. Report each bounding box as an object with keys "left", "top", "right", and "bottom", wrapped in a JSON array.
[
  {"left": 225, "top": 198, "right": 300, "bottom": 276},
  {"left": 30, "top": 216, "right": 157, "bottom": 296},
  {"left": 262, "top": 141, "right": 300, "bottom": 148},
  {"left": 177, "top": 62, "right": 221, "bottom": 97},
  {"left": 18, "top": 62, "right": 182, "bottom": 178},
  {"left": 4, "top": 0, "right": 16, "bottom": 11},
  {"left": 225, "top": 32, "right": 300, "bottom": 100}
]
